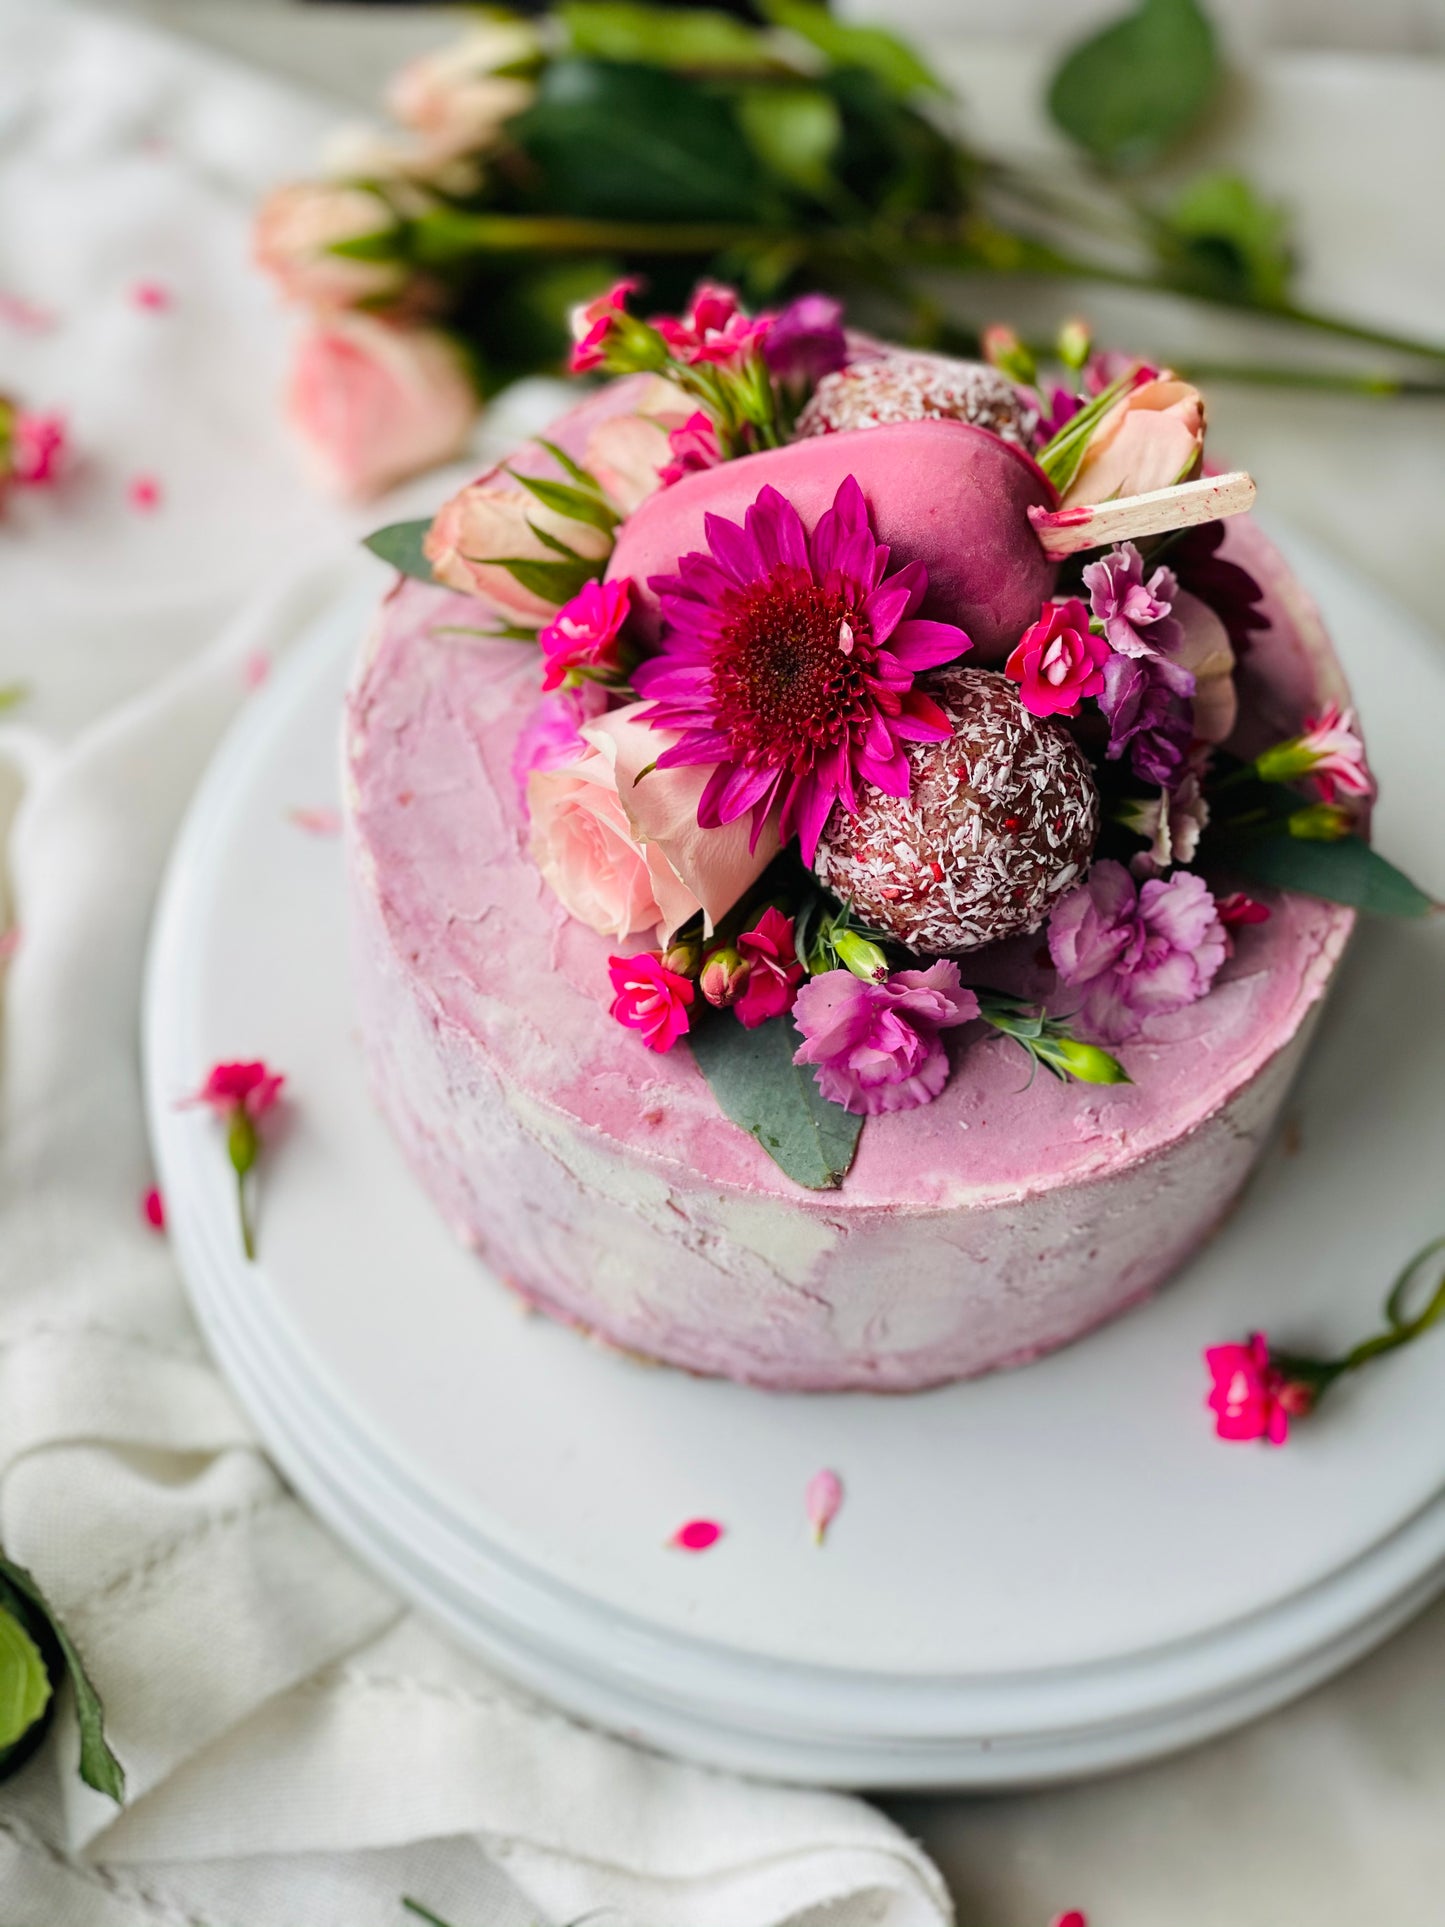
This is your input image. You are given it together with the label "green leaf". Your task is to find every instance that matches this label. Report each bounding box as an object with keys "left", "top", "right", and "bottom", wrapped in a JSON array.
[
  {"left": 1047, "top": 0, "right": 1220, "bottom": 173},
  {"left": 0, "top": 1554, "right": 124, "bottom": 1801},
  {"left": 512, "top": 60, "right": 773, "bottom": 223},
  {"left": 1154, "top": 170, "right": 1294, "bottom": 306},
  {"left": 328, "top": 229, "right": 403, "bottom": 264},
  {"left": 534, "top": 437, "right": 602, "bottom": 490},
  {"left": 736, "top": 85, "right": 842, "bottom": 197},
  {"left": 483, "top": 553, "right": 600, "bottom": 604},
  {"left": 559, "top": 2, "right": 782, "bottom": 72},
  {"left": 688, "top": 1010, "right": 863, "bottom": 1189},
  {"left": 760, "top": 0, "right": 940, "bottom": 98},
  {"left": 507, "top": 468, "right": 619, "bottom": 533},
  {"left": 363, "top": 520, "right": 437, "bottom": 585},
  {"left": 0, "top": 1605, "right": 51, "bottom": 1752},
  {"left": 1225, "top": 834, "right": 1436, "bottom": 918}
]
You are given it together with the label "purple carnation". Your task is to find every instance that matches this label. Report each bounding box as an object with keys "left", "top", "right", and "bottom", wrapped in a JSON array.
[
  {"left": 1099, "top": 651, "right": 1196, "bottom": 787},
  {"left": 1048, "top": 860, "right": 1227, "bottom": 1044},
  {"left": 1083, "top": 541, "right": 1183, "bottom": 659},
  {"left": 763, "top": 293, "right": 847, "bottom": 391},
  {"left": 791, "top": 961, "right": 979, "bottom": 1114}
]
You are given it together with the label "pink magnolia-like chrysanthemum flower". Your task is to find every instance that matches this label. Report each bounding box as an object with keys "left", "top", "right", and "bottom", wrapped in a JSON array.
[
  {"left": 192, "top": 1060, "right": 285, "bottom": 1118},
  {"left": 658, "top": 410, "right": 721, "bottom": 488},
  {"left": 607, "top": 950, "right": 694, "bottom": 1053},
  {"left": 538, "top": 577, "right": 632, "bottom": 692},
  {"left": 653, "top": 281, "right": 772, "bottom": 368},
  {"left": 1205, "top": 1332, "right": 1314, "bottom": 1445},
  {"left": 634, "top": 475, "right": 971, "bottom": 864},
  {"left": 1004, "top": 598, "right": 1111, "bottom": 720},
  {"left": 792, "top": 961, "right": 979, "bottom": 1115},
  {"left": 1082, "top": 541, "right": 1183, "bottom": 659},
  {"left": 1048, "top": 859, "right": 1226, "bottom": 1044},
  {"left": 569, "top": 277, "right": 641, "bottom": 374},
  {"left": 733, "top": 905, "right": 803, "bottom": 1030}
]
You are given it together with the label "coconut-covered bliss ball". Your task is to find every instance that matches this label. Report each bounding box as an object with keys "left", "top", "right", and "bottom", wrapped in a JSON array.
[
  {"left": 796, "top": 348, "right": 1039, "bottom": 449},
  {"left": 813, "top": 667, "right": 1100, "bottom": 955}
]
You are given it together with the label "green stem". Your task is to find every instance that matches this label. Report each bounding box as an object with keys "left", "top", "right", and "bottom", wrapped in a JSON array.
[{"left": 236, "top": 1169, "right": 256, "bottom": 1264}]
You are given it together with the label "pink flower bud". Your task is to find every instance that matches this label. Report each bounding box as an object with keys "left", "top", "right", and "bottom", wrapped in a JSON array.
[{"left": 700, "top": 946, "right": 749, "bottom": 1008}]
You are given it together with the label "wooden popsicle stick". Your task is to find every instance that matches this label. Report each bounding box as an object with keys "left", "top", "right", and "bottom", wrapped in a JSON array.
[{"left": 1029, "top": 470, "right": 1256, "bottom": 559}]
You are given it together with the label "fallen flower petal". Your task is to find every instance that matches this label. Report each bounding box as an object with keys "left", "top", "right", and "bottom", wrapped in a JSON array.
[
  {"left": 288, "top": 806, "right": 343, "bottom": 837},
  {"left": 141, "top": 1186, "right": 166, "bottom": 1232},
  {"left": 670, "top": 1519, "right": 723, "bottom": 1552},
  {"left": 128, "top": 474, "right": 163, "bottom": 512},
  {"left": 805, "top": 1469, "right": 844, "bottom": 1546}
]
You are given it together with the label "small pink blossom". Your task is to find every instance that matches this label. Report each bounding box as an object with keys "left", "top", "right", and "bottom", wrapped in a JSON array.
[
  {"left": 1204, "top": 1332, "right": 1316, "bottom": 1444},
  {"left": 512, "top": 682, "right": 610, "bottom": 806},
  {"left": 1082, "top": 541, "right": 1182, "bottom": 659},
  {"left": 654, "top": 281, "right": 772, "bottom": 369},
  {"left": 192, "top": 1061, "right": 285, "bottom": 1118},
  {"left": 1269, "top": 702, "right": 1373, "bottom": 804},
  {"left": 11, "top": 411, "right": 68, "bottom": 486},
  {"left": 141, "top": 1186, "right": 166, "bottom": 1232},
  {"left": 608, "top": 950, "right": 695, "bottom": 1053},
  {"left": 128, "top": 473, "right": 163, "bottom": 512},
  {"left": 792, "top": 962, "right": 979, "bottom": 1115},
  {"left": 670, "top": 1518, "right": 723, "bottom": 1552},
  {"left": 569, "top": 278, "right": 641, "bottom": 373},
  {"left": 1048, "top": 860, "right": 1226, "bottom": 1044},
  {"left": 658, "top": 410, "right": 722, "bottom": 488},
  {"left": 733, "top": 906, "right": 803, "bottom": 1029},
  {"left": 805, "top": 1468, "right": 844, "bottom": 1546},
  {"left": 1004, "top": 598, "right": 1110, "bottom": 720},
  {"left": 131, "top": 280, "right": 172, "bottom": 312},
  {"left": 538, "top": 577, "right": 632, "bottom": 692},
  {"left": 288, "top": 806, "right": 342, "bottom": 837}
]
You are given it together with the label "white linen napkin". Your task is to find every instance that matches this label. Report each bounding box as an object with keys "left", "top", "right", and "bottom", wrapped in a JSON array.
[{"left": 0, "top": 6, "right": 951, "bottom": 1922}]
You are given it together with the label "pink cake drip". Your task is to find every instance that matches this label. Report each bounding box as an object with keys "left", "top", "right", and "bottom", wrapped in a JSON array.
[{"left": 346, "top": 502, "right": 1353, "bottom": 1392}]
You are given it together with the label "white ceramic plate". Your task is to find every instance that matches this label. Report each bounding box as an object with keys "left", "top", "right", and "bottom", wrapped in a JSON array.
[{"left": 144, "top": 526, "right": 1445, "bottom": 1786}]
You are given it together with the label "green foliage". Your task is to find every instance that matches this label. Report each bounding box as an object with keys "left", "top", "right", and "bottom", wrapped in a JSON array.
[
  {"left": 1223, "top": 833, "right": 1436, "bottom": 918},
  {"left": 689, "top": 1009, "right": 863, "bottom": 1189},
  {"left": 1047, "top": 0, "right": 1220, "bottom": 172},
  {"left": 759, "top": 0, "right": 940, "bottom": 99},
  {"left": 363, "top": 520, "right": 437, "bottom": 585},
  {"left": 0, "top": 1606, "right": 51, "bottom": 1753},
  {"left": 559, "top": 2, "right": 783, "bottom": 72},
  {"left": 735, "top": 85, "right": 842, "bottom": 199},
  {"left": 0, "top": 1553, "right": 124, "bottom": 1801},
  {"left": 1153, "top": 170, "right": 1294, "bottom": 306}
]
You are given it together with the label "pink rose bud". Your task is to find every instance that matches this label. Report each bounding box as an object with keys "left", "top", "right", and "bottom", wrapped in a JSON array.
[
  {"left": 1060, "top": 376, "right": 1205, "bottom": 509},
  {"left": 661, "top": 937, "right": 701, "bottom": 978},
  {"left": 981, "top": 324, "right": 1035, "bottom": 386},
  {"left": 699, "top": 946, "right": 749, "bottom": 1008}
]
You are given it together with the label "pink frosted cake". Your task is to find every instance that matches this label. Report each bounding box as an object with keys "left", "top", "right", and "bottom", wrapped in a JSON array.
[{"left": 346, "top": 295, "right": 1374, "bottom": 1392}]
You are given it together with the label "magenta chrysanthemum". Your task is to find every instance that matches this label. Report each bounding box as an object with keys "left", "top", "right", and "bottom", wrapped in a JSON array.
[{"left": 632, "top": 476, "right": 971, "bottom": 863}]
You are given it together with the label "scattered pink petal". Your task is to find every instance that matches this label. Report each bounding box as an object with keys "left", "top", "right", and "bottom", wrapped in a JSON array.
[
  {"left": 0, "top": 292, "right": 56, "bottom": 332},
  {"left": 130, "top": 279, "right": 173, "bottom": 312},
  {"left": 805, "top": 1468, "right": 844, "bottom": 1546},
  {"left": 669, "top": 1518, "right": 723, "bottom": 1553},
  {"left": 0, "top": 927, "right": 19, "bottom": 961},
  {"left": 141, "top": 1186, "right": 166, "bottom": 1232},
  {"left": 287, "top": 805, "right": 342, "bottom": 837},
  {"left": 242, "top": 650, "right": 271, "bottom": 691},
  {"left": 128, "top": 474, "right": 163, "bottom": 512},
  {"left": 1051, "top": 1914, "right": 1087, "bottom": 1927}
]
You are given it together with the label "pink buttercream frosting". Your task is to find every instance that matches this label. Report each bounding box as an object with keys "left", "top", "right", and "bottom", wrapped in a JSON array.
[{"left": 346, "top": 449, "right": 1354, "bottom": 1388}]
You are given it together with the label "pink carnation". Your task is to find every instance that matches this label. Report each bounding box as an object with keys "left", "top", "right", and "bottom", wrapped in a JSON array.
[
  {"left": 1205, "top": 1332, "right": 1314, "bottom": 1445},
  {"left": 1004, "top": 599, "right": 1110, "bottom": 719},
  {"left": 733, "top": 906, "right": 803, "bottom": 1030},
  {"left": 792, "top": 961, "right": 979, "bottom": 1115},
  {"left": 192, "top": 1060, "right": 285, "bottom": 1118},
  {"left": 607, "top": 950, "right": 694, "bottom": 1053},
  {"left": 1298, "top": 702, "right": 1372, "bottom": 803},
  {"left": 1048, "top": 860, "right": 1226, "bottom": 1044},
  {"left": 654, "top": 282, "right": 772, "bottom": 369},
  {"left": 658, "top": 411, "right": 721, "bottom": 488},
  {"left": 569, "top": 278, "right": 640, "bottom": 374},
  {"left": 538, "top": 577, "right": 632, "bottom": 692}
]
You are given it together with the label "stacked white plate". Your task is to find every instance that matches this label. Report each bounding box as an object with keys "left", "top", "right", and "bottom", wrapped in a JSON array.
[{"left": 145, "top": 530, "right": 1445, "bottom": 1788}]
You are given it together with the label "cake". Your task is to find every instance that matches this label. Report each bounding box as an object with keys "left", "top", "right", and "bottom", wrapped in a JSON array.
[{"left": 345, "top": 293, "right": 1371, "bottom": 1393}]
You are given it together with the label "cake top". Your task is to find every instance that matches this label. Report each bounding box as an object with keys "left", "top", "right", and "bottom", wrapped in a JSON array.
[{"left": 356, "top": 286, "right": 1421, "bottom": 1194}]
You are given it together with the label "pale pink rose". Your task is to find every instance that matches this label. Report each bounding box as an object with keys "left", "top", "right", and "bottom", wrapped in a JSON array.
[
  {"left": 582, "top": 377, "right": 693, "bottom": 514},
  {"left": 1062, "top": 377, "right": 1205, "bottom": 508},
  {"left": 424, "top": 475, "right": 612, "bottom": 627},
  {"left": 387, "top": 22, "right": 538, "bottom": 165},
  {"left": 254, "top": 183, "right": 404, "bottom": 309},
  {"left": 581, "top": 701, "right": 779, "bottom": 932},
  {"left": 528, "top": 747, "right": 700, "bottom": 943},
  {"left": 1171, "top": 590, "right": 1237, "bottom": 743},
  {"left": 288, "top": 315, "right": 475, "bottom": 500}
]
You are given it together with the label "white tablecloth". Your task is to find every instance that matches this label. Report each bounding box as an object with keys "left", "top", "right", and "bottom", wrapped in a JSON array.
[{"left": 2, "top": 5, "right": 1444, "bottom": 1925}]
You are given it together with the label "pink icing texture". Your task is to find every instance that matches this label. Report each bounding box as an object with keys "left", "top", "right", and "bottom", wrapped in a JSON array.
[{"left": 345, "top": 435, "right": 1354, "bottom": 1390}]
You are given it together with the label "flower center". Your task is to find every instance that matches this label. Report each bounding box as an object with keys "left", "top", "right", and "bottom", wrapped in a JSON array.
[{"left": 712, "top": 574, "right": 871, "bottom": 772}]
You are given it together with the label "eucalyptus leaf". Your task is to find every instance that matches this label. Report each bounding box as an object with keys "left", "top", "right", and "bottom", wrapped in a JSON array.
[
  {"left": 736, "top": 85, "right": 842, "bottom": 198},
  {"left": 363, "top": 520, "right": 438, "bottom": 585},
  {"left": 760, "top": 0, "right": 940, "bottom": 98},
  {"left": 559, "top": 2, "right": 782, "bottom": 73},
  {"left": 512, "top": 60, "right": 772, "bottom": 223},
  {"left": 1154, "top": 170, "right": 1294, "bottom": 306},
  {"left": 1224, "top": 834, "right": 1436, "bottom": 918},
  {"left": 688, "top": 1010, "right": 863, "bottom": 1189},
  {"left": 0, "top": 1553, "right": 124, "bottom": 1801},
  {"left": 1047, "top": 0, "right": 1219, "bottom": 173},
  {"left": 0, "top": 1605, "right": 50, "bottom": 1752}
]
